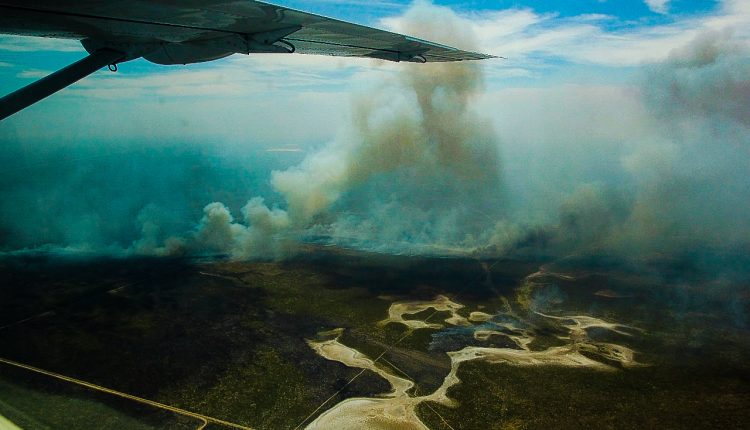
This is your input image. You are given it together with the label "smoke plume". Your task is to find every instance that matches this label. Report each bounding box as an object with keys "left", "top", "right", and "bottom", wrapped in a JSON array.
[
  {"left": 164, "top": 1, "right": 504, "bottom": 258},
  {"left": 1, "top": 4, "right": 749, "bottom": 271}
]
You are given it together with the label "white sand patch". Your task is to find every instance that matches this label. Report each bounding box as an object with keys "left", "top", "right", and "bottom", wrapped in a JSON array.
[
  {"left": 379, "top": 295, "right": 469, "bottom": 329},
  {"left": 306, "top": 293, "right": 643, "bottom": 430},
  {"left": 305, "top": 398, "right": 428, "bottom": 430},
  {"left": 307, "top": 330, "right": 414, "bottom": 398},
  {"left": 536, "top": 312, "right": 639, "bottom": 339},
  {"left": 468, "top": 311, "right": 493, "bottom": 322}
]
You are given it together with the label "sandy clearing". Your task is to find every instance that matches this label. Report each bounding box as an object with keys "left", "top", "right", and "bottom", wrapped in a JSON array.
[{"left": 306, "top": 294, "right": 642, "bottom": 430}]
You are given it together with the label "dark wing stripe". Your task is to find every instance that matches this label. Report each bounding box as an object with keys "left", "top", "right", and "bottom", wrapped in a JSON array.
[{"left": 286, "top": 37, "right": 401, "bottom": 55}]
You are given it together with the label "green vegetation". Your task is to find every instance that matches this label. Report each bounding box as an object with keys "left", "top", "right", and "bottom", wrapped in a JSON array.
[
  {"left": 418, "top": 362, "right": 750, "bottom": 429},
  {"left": 0, "top": 250, "right": 747, "bottom": 429},
  {"left": 0, "top": 367, "right": 193, "bottom": 429}
]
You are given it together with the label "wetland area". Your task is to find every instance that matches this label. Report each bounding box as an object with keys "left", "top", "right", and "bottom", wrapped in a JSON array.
[{"left": 0, "top": 248, "right": 748, "bottom": 429}]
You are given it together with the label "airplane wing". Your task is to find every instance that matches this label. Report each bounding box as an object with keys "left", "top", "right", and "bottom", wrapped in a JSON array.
[
  {"left": 0, "top": 1, "right": 495, "bottom": 120},
  {"left": 0, "top": 1, "right": 493, "bottom": 63}
]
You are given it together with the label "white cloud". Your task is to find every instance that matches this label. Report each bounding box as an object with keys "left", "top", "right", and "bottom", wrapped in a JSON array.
[
  {"left": 16, "top": 69, "right": 51, "bottom": 79},
  {"left": 0, "top": 36, "right": 80, "bottom": 52},
  {"left": 415, "top": 0, "right": 750, "bottom": 69},
  {"left": 645, "top": 0, "right": 671, "bottom": 14},
  {"left": 63, "top": 53, "right": 388, "bottom": 100}
]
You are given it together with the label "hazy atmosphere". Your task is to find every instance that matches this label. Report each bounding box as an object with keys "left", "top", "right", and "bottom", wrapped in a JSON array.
[
  {"left": 1, "top": 0, "right": 749, "bottom": 266},
  {"left": 2, "top": 2, "right": 750, "bottom": 429}
]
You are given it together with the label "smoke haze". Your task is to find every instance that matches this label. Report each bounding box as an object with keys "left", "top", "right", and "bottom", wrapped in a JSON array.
[{"left": 1, "top": 3, "right": 749, "bottom": 272}]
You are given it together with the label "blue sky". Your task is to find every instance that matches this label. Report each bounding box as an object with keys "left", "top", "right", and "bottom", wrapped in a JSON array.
[
  {"left": 0, "top": 0, "right": 748, "bottom": 144},
  {"left": 280, "top": 0, "right": 720, "bottom": 21}
]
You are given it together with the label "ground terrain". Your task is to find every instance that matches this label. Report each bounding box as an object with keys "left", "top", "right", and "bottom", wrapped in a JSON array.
[{"left": 0, "top": 248, "right": 748, "bottom": 429}]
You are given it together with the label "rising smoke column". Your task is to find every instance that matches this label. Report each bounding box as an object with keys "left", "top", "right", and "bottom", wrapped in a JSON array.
[
  {"left": 272, "top": 2, "right": 503, "bottom": 251},
  {"left": 138, "top": 6, "right": 750, "bottom": 263},
  {"left": 483, "top": 30, "right": 750, "bottom": 260},
  {"left": 171, "top": 1, "right": 504, "bottom": 258},
  {"left": 619, "top": 31, "right": 750, "bottom": 254}
]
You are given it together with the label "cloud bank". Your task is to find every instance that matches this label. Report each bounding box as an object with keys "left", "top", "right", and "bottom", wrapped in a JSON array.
[{"left": 645, "top": 0, "right": 671, "bottom": 15}]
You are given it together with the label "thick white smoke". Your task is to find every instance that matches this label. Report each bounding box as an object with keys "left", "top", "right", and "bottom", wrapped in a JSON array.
[
  {"left": 483, "top": 30, "right": 750, "bottom": 259},
  {"left": 272, "top": 2, "right": 500, "bottom": 231},
  {"left": 3, "top": 2, "right": 749, "bottom": 268},
  {"left": 144, "top": 198, "right": 292, "bottom": 259},
  {"left": 123, "top": 8, "right": 750, "bottom": 263},
  {"left": 129, "top": 8, "right": 750, "bottom": 262},
  {"left": 145, "top": 1, "right": 504, "bottom": 259}
]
